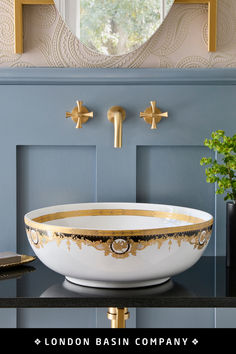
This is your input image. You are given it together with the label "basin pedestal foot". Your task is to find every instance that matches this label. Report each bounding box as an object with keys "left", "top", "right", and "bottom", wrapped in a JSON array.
[{"left": 107, "top": 307, "right": 130, "bottom": 328}]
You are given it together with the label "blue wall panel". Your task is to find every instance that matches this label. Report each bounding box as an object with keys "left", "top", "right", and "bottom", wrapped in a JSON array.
[
  {"left": 136, "top": 308, "right": 214, "bottom": 328},
  {"left": 16, "top": 145, "right": 96, "bottom": 327},
  {"left": 17, "top": 145, "right": 96, "bottom": 254},
  {"left": 137, "top": 145, "right": 215, "bottom": 256}
]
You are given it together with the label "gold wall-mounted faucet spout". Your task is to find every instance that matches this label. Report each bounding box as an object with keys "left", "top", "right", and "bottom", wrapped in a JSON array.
[{"left": 107, "top": 106, "right": 126, "bottom": 148}]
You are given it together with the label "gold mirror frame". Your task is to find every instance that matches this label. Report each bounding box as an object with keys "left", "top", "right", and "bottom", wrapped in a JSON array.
[
  {"left": 14, "top": 0, "right": 54, "bottom": 54},
  {"left": 175, "top": 0, "right": 217, "bottom": 52},
  {"left": 14, "top": 0, "right": 217, "bottom": 54}
]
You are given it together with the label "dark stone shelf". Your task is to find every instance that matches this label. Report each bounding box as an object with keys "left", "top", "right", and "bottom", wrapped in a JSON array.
[{"left": 0, "top": 256, "right": 235, "bottom": 308}]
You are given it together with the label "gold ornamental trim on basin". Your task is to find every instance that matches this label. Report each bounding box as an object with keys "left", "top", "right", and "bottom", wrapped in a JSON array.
[
  {"left": 26, "top": 225, "right": 213, "bottom": 259},
  {"left": 24, "top": 208, "right": 214, "bottom": 237}
]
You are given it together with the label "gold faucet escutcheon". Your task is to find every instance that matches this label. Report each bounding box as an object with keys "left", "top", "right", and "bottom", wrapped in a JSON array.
[
  {"left": 140, "top": 101, "right": 168, "bottom": 130},
  {"left": 66, "top": 100, "right": 93, "bottom": 129}
]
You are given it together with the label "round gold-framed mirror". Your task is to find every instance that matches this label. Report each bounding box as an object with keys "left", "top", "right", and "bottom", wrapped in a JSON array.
[{"left": 54, "top": 0, "right": 175, "bottom": 56}]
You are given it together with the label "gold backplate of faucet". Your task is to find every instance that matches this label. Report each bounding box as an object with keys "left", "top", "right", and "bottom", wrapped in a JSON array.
[
  {"left": 70, "top": 106, "right": 90, "bottom": 125},
  {"left": 107, "top": 106, "right": 126, "bottom": 123},
  {"left": 140, "top": 101, "right": 168, "bottom": 130},
  {"left": 142, "top": 105, "right": 162, "bottom": 127},
  {"left": 66, "top": 100, "right": 93, "bottom": 129}
]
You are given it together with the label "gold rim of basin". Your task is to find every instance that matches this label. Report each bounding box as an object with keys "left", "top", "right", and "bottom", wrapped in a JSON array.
[{"left": 24, "top": 208, "right": 214, "bottom": 237}]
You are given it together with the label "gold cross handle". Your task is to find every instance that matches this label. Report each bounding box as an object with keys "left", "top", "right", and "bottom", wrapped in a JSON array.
[
  {"left": 66, "top": 100, "right": 93, "bottom": 129},
  {"left": 140, "top": 101, "right": 168, "bottom": 130}
]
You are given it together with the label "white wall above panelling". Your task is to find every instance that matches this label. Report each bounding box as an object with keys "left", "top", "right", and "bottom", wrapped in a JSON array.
[{"left": 1, "top": 0, "right": 236, "bottom": 68}]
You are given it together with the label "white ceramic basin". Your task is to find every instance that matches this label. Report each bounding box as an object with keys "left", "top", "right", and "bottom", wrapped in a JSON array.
[{"left": 24, "top": 203, "right": 213, "bottom": 288}]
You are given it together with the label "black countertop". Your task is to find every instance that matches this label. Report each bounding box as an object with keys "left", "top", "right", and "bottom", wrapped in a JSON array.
[{"left": 0, "top": 256, "right": 236, "bottom": 308}]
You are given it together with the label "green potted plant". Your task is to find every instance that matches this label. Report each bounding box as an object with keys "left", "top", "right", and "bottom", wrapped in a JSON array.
[{"left": 200, "top": 130, "right": 236, "bottom": 267}]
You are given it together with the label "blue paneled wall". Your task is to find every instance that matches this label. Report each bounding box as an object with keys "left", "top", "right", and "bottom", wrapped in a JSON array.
[{"left": 0, "top": 68, "right": 235, "bottom": 328}]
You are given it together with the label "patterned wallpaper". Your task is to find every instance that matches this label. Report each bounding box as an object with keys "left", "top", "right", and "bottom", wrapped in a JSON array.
[{"left": 0, "top": 0, "right": 236, "bottom": 68}]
